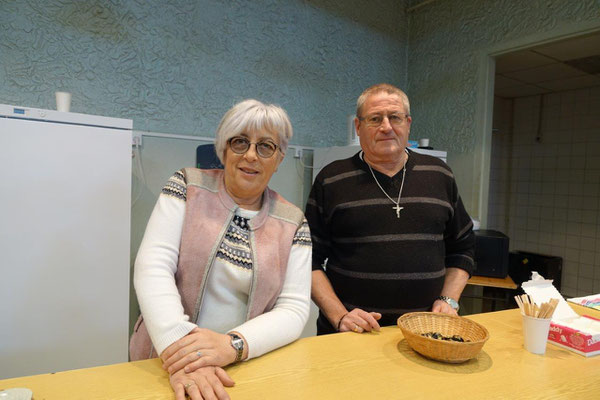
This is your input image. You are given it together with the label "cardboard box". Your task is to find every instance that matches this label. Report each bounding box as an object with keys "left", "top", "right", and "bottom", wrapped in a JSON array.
[
  {"left": 547, "top": 316, "right": 600, "bottom": 357},
  {"left": 522, "top": 272, "right": 600, "bottom": 357}
]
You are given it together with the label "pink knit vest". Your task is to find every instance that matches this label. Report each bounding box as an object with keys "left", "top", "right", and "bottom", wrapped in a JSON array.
[{"left": 129, "top": 168, "right": 304, "bottom": 360}]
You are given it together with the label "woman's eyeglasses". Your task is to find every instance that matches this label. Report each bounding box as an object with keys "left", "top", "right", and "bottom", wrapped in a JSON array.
[{"left": 228, "top": 136, "right": 279, "bottom": 158}]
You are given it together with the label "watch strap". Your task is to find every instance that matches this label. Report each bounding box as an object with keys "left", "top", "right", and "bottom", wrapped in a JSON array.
[
  {"left": 228, "top": 333, "right": 244, "bottom": 362},
  {"left": 437, "top": 295, "right": 460, "bottom": 311}
]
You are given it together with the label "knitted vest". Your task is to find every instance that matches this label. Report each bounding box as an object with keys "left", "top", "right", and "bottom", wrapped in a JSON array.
[{"left": 129, "top": 168, "right": 304, "bottom": 360}]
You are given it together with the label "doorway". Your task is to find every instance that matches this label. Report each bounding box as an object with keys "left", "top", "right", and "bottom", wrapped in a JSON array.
[{"left": 487, "top": 32, "right": 600, "bottom": 299}]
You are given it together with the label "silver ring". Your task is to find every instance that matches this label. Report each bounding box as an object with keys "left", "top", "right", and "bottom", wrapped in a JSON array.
[
  {"left": 196, "top": 350, "right": 202, "bottom": 358},
  {"left": 184, "top": 382, "right": 194, "bottom": 389}
]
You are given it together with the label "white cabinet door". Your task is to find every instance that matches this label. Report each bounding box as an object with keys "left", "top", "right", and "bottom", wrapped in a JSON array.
[{"left": 0, "top": 117, "right": 131, "bottom": 379}]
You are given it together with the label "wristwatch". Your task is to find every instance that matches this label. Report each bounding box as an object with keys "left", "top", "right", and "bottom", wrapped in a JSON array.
[
  {"left": 228, "top": 333, "right": 244, "bottom": 363},
  {"left": 437, "top": 295, "right": 460, "bottom": 312}
]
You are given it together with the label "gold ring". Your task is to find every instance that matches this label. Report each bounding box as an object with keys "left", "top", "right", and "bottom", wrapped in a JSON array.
[
  {"left": 184, "top": 382, "right": 194, "bottom": 389},
  {"left": 353, "top": 324, "right": 359, "bottom": 332}
]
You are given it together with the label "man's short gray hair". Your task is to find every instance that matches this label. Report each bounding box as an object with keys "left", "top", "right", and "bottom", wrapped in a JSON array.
[
  {"left": 356, "top": 83, "right": 410, "bottom": 117},
  {"left": 214, "top": 99, "right": 293, "bottom": 164}
]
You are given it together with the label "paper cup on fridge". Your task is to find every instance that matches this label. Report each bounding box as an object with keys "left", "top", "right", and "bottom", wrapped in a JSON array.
[
  {"left": 55, "top": 91, "right": 72, "bottom": 112},
  {"left": 522, "top": 314, "right": 552, "bottom": 355},
  {"left": 347, "top": 115, "right": 359, "bottom": 145}
]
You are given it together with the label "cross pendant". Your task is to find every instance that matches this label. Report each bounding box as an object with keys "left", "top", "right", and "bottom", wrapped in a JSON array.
[{"left": 393, "top": 205, "right": 404, "bottom": 218}]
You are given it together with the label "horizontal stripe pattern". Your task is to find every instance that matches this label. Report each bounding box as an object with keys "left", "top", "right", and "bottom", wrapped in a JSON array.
[
  {"left": 331, "top": 196, "right": 453, "bottom": 217},
  {"left": 413, "top": 164, "right": 453, "bottom": 178},
  {"left": 342, "top": 301, "right": 431, "bottom": 315},
  {"left": 161, "top": 170, "right": 187, "bottom": 201},
  {"left": 311, "top": 234, "right": 331, "bottom": 247},
  {"left": 333, "top": 233, "right": 443, "bottom": 244},
  {"left": 292, "top": 220, "right": 312, "bottom": 247},
  {"left": 327, "top": 264, "right": 446, "bottom": 280},
  {"left": 446, "top": 253, "right": 474, "bottom": 267},
  {"left": 323, "top": 169, "right": 365, "bottom": 185},
  {"left": 456, "top": 219, "right": 474, "bottom": 239}
]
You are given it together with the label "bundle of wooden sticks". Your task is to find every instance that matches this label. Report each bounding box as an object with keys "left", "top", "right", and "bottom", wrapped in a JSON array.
[{"left": 514, "top": 294, "right": 559, "bottom": 319}]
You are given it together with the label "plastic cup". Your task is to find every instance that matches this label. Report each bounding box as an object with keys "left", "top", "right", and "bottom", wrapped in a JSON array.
[
  {"left": 348, "top": 114, "right": 359, "bottom": 145},
  {"left": 55, "top": 91, "right": 72, "bottom": 112},
  {"left": 521, "top": 314, "right": 552, "bottom": 355}
]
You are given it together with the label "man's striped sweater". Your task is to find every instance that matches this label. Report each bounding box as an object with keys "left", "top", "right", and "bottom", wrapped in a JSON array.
[{"left": 305, "top": 150, "right": 475, "bottom": 331}]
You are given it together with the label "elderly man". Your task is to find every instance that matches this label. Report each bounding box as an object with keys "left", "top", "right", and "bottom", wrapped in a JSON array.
[{"left": 305, "top": 83, "right": 475, "bottom": 335}]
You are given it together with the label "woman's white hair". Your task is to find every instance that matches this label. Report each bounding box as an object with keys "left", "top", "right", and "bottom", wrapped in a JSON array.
[{"left": 214, "top": 99, "right": 293, "bottom": 163}]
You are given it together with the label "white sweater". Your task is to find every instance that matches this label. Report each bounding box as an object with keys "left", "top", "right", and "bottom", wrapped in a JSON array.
[{"left": 134, "top": 192, "right": 311, "bottom": 359}]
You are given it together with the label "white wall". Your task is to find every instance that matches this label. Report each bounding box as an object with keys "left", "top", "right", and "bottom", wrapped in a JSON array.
[{"left": 488, "top": 87, "right": 600, "bottom": 297}]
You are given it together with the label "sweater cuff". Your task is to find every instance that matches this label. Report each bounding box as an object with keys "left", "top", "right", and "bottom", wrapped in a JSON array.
[
  {"left": 152, "top": 321, "right": 197, "bottom": 356},
  {"left": 445, "top": 254, "right": 475, "bottom": 277}
]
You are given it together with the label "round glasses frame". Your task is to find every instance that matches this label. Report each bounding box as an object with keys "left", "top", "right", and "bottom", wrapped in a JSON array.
[{"left": 228, "top": 136, "right": 279, "bottom": 158}]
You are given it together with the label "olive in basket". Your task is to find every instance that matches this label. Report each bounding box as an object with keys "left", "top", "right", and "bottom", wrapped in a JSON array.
[{"left": 397, "top": 312, "right": 489, "bottom": 363}]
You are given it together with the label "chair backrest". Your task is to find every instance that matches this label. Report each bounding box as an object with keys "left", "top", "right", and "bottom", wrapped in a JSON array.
[{"left": 196, "top": 144, "right": 223, "bottom": 169}]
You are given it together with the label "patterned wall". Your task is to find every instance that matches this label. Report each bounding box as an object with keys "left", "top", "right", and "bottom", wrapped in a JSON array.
[
  {"left": 408, "top": 0, "right": 600, "bottom": 153},
  {"left": 0, "top": 0, "right": 409, "bottom": 147},
  {"left": 407, "top": 0, "right": 600, "bottom": 214}
]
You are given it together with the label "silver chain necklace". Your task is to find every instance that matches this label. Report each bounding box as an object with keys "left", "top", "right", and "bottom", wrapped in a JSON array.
[{"left": 366, "top": 153, "right": 408, "bottom": 218}]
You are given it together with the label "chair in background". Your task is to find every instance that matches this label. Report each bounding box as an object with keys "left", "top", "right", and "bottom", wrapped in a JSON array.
[{"left": 196, "top": 144, "right": 223, "bottom": 169}]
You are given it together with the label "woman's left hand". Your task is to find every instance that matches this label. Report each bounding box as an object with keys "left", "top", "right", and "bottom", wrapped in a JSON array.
[
  {"left": 170, "top": 366, "right": 234, "bottom": 400},
  {"left": 162, "top": 327, "right": 237, "bottom": 375}
]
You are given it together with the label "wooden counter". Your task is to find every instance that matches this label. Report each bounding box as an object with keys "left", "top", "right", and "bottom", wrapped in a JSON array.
[
  {"left": 467, "top": 274, "right": 518, "bottom": 289},
  {"left": 2, "top": 305, "right": 599, "bottom": 399}
]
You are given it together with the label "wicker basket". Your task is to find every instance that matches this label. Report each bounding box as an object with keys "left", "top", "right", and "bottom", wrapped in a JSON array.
[{"left": 397, "top": 312, "right": 489, "bottom": 363}]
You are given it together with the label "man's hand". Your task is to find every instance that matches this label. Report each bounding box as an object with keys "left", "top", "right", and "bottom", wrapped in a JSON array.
[
  {"left": 161, "top": 328, "right": 238, "bottom": 375},
  {"left": 434, "top": 267, "right": 468, "bottom": 316},
  {"left": 432, "top": 299, "right": 458, "bottom": 315},
  {"left": 169, "top": 366, "right": 234, "bottom": 400},
  {"left": 338, "top": 308, "right": 382, "bottom": 333}
]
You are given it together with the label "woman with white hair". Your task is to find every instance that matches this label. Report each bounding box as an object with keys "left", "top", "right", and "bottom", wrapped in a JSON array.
[{"left": 129, "top": 99, "right": 311, "bottom": 400}]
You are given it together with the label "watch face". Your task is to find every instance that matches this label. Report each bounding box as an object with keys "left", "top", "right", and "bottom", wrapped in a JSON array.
[
  {"left": 232, "top": 338, "right": 243, "bottom": 350},
  {"left": 229, "top": 334, "right": 243, "bottom": 350},
  {"left": 439, "top": 296, "right": 459, "bottom": 310},
  {"left": 447, "top": 298, "right": 459, "bottom": 310}
]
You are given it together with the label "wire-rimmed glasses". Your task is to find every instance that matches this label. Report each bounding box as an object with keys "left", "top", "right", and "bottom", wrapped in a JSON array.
[
  {"left": 228, "top": 136, "right": 279, "bottom": 158},
  {"left": 358, "top": 113, "right": 410, "bottom": 127}
]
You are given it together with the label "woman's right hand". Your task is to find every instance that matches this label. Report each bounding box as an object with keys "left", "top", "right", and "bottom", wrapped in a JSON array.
[
  {"left": 161, "top": 327, "right": 238, "bottom": 375},
  {"left": 170, "top": 366, "right": 234, "bottom": 400}
]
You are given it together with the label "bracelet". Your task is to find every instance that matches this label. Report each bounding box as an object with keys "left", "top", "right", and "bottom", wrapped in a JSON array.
[{"left": 336, "top": 312, "right": 348, "bottom": 331}]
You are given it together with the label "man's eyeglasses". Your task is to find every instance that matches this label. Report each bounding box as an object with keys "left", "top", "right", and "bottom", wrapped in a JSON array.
[
  {"left": 228, "top": 136, "right": 279, "bottom": 158},
  {"left": 358, "top": 113, "right": 410, "bottom": 128}
]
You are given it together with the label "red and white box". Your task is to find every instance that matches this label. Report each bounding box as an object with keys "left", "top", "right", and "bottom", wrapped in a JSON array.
[
  {"left": 547, "top": 315, "right": 600, "bottom": 357},
  {"left": 522, "top": 273, "right": 600, "bottom": 357}
]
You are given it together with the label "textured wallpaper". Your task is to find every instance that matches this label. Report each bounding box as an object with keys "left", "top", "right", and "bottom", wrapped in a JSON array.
[
  {"left": 407, "top": 0, "right": 600, "bottom": 213},
  {"left": 408, "top": 0, "right": 600, "bottom": 154},
  {"left": 0, "top": 0, "right": 408, "bottom": 147}
]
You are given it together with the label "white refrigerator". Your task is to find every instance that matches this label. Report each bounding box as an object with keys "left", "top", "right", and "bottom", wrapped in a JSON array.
[{"left": 0, "top": 104, "right": 132, "bottom": 379}]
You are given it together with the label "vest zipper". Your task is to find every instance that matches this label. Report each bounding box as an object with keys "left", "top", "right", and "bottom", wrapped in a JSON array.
[
  {"left": 193, "top": 210, "right": 236, "bottom": 323},
  {"left": 245, "top": 231, "right": 258, "bottom": 320}
]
